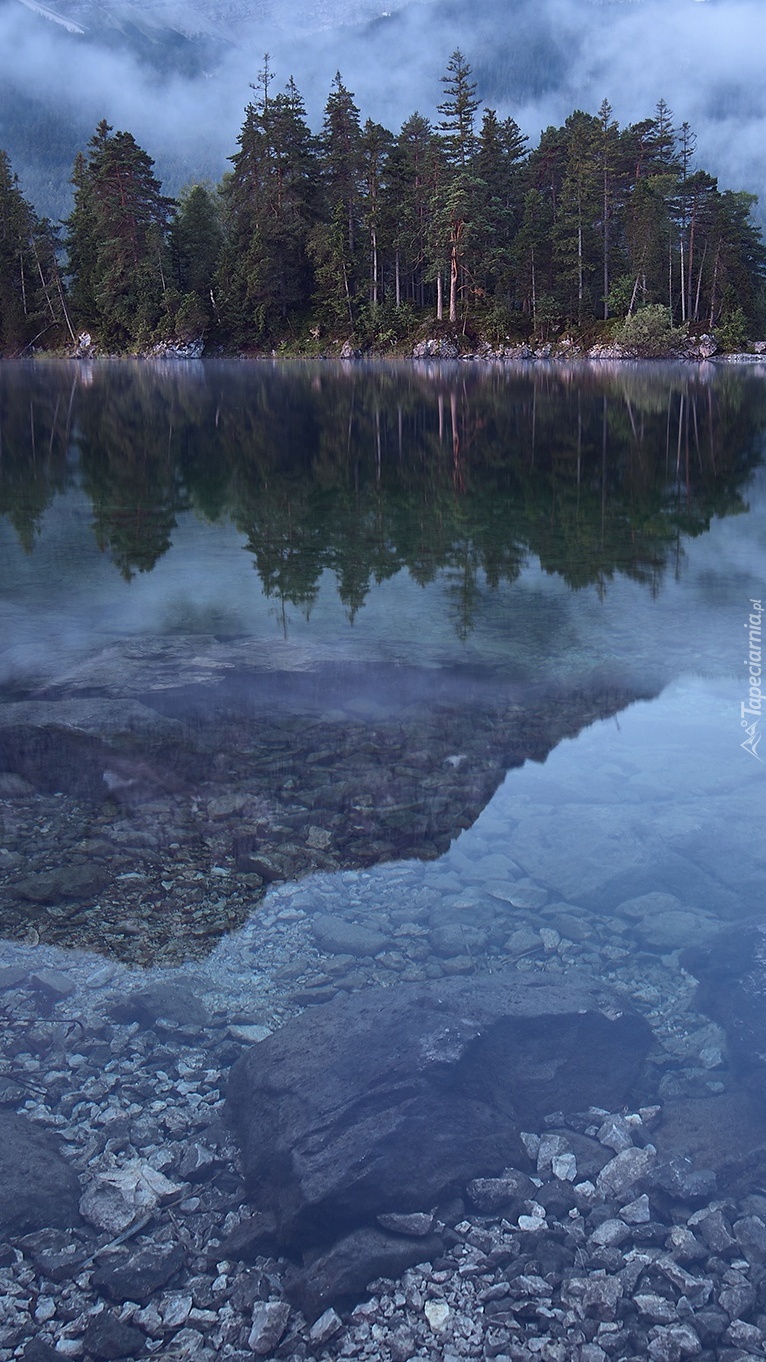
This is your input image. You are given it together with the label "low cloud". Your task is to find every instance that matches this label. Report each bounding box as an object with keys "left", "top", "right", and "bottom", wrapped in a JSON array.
[{"left": 1, "top": 0, "right": 765, "bottom": 214}]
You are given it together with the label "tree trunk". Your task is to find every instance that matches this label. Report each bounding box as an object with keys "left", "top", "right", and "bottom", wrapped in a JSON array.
[
  {"left": 395, "top": 250, "right": 401, "bottom": 308},
  {"left": 449, "top": 243, "right": 458, "bottom": 324},
  {"left": 693, "top": 241, "right": 707, "bottom": 324},
  {"left": 603, "top": 168, "right": 609, "bottom": 320},
  {"left": 687, "top": 206, "right": 696, "bottom": 325},
  {"left": 437, "top": 271, "right": 443, "bottom": 321},
  {"left": 708, "top": 241, "right": 720, "bottom": 329},
  {"left": 577, "top": 212, "right": 583, "bottom": 323}
]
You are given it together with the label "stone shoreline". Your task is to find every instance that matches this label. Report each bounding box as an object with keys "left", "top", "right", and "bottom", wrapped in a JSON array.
[
  {"left": 1, "top": 923, "right": 766, "bottom": 1362},
  {"left": 32, "top": 329, "right": 766, "bottom": 364}
]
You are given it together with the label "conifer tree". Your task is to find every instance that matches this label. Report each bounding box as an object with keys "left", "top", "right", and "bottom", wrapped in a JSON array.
[
  {"left": 387, "top": 113, "right": 438, "bottom": 308},
  {"left": 0, "top": 150, "right": 38, "bottom": 351},
  {"left": 66, "top": 121, "right": 172, "bottom": 348},
  {"left": 438, "top": 50, "right": 480, "bottom": 167},
  {"left": 309, "top": 73, "right": 364, "bottom": 329},
  {"left": 220, "top": 69, "right": 318, "bottom": 343}
]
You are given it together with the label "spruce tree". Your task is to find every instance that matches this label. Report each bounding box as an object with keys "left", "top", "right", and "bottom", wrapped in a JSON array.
[
  {"left": 219, "top": 71, "right": 318, "bottom": 344},
  {"left": 309, "top": 73, "right": 364, "bottom": 330},
  {"left": 66, "top": 121, "right": 172, "bottom": 349},
  {"left": 437, "top": 50, "right": 480, "bottom": 167},
  {"left": 0, "top": 150, "right": 37, "bottom": 352}
]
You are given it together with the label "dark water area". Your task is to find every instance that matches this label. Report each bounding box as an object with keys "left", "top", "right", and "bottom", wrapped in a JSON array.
[{"left": 1, "top": 359, "right": 766, "bottom": 1360}]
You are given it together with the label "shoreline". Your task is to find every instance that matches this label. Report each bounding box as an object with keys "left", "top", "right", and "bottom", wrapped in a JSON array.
[{"left": 11, "top": 334, "right": 766, "bottom": 365}]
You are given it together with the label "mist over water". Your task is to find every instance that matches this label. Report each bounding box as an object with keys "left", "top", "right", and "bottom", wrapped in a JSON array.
[{"left": 3, "top": 0, "right": 766, "bottom": 216}]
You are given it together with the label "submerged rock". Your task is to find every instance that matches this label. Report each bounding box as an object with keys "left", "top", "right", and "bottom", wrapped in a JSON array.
[
  {"left": 285, "top": 1226, "right": 444, "bottom": 1322},
  {"left": 0, "top": 1113, "right": 82, "bottom": 1235},
  {"left": 227, "top": 972, "right": 651, "bottom": 1249},
  {"left": 683, "top": 923, "right": 766, "bottom": 1111}
]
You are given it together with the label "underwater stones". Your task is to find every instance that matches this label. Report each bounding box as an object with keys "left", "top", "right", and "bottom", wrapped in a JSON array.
[
  {"left": 108, "top": 981, "right": 209, "bottom": 1029},
  {"left": 227, "top": 972, "right": 652, "bottom": 1250},
  {"left": 285, "top": 1227, "right": 445, "bottom": 1322},
  {"left": 617, "top": 891, "right": 718, "bottom": 952},
  {"left": 0, "top": 1113, "right": 82, "bottom": 1235},
  {"left": 16, "top": 863, "right": 108, "bottom": 904},
  {"left": 247, "top": 1300, "right": 291, "bottom": 1354},
  {"left": 311, "top": 914, "right": 389, "bottom": 957},
  {"left": 0, "top": 697, "right": 194, "bottom": 800},
  {"left": 507, "top": 806, "right": 654, "bottom": 903},
  {"left": 90, "top": 1242, "right": 187, "bottom": 1303},
  {"left": 683, "top": 923, "right": 766, "bottom": 1110}
]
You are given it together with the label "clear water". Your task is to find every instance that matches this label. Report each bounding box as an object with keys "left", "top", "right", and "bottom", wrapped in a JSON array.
[
  {"left": 1, "top": 356, "right": 765, "bottom": 1055},
  {"left": 5, "top": 359, "right": 766, "bottom": 1357}
]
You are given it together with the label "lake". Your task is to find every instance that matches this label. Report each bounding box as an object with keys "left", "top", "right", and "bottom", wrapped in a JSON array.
[{"left": 1, "top": 358, "right": 766, "bottom": 1358}]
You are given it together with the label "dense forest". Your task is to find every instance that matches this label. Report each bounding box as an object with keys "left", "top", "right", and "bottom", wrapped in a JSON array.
[{"left": 0, "top": 51, "right": 765, "bottom": 356}]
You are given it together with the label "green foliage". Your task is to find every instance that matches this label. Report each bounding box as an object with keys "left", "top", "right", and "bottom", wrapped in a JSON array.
[
  {"left": 65, "top": 121, "right": 172, "bottom": 350},
  {"left": 17, "top": 53, "right": 766, "bottom": 352},
  {"left": 611, "top": 304, "right": 686, "bottom": 356},
  {"left": 715, "top": 305, "right": 749, "bottom": 352},
  {"left": 0, "top": 152, "right": 70, "bottom": 353}
]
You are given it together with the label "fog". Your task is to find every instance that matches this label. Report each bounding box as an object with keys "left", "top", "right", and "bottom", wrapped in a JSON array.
[{"left": 2, "top": 0, "right": 766, "bottom": 214}]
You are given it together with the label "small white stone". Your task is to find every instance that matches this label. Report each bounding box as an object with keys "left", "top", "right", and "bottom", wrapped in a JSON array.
[
  {"left": 520, "top": 1131, "right": 541, "bottom": 1160},
  {"left": 228, "top": 1024, "right": 273, "bottom": 1044},
  {"left": 574, "top": 1180, "right": 598, "bottom": 1206},
  {"left": 34, "top": 1296, "right": 56, "bottom": 1322},
  {"left": 52, "top": 1342, "right": 83, "bottom": 1359},
  {"left": 620, "top": 1193, "right": 651, "bottom": 1224},
  {"left": 518, "top": 1214, "right": 547, "bottom": 1232},
  {"left": 539, "top": 927, "right": 560, "bottom": 952},
  {"left": 552, "top": 1153, "right": 577, "bottom": 1182},
  {"left": 248, "top": 1301, "right": 290, "bottom": 1355},
  {"left": 424, "top": 1300, "right": 450, "bottom": 1332},
  {"left": 309, "top": 1307, "right": 343, "bottom": 1345},
  {"left": 161, "top": 1294, "right": 192, "bottom": 1328}
]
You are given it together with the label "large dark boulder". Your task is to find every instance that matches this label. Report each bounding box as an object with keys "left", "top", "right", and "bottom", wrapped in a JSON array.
[
  {"left": 0, "top": 1112, "right": 82, "bottom": 1235},
  {"left": 227, "top": 973, "right": 652, "bottom": 1250}
]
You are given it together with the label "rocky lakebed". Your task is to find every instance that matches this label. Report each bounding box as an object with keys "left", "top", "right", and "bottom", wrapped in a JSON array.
[{"left": 0, "top": 641, "right": 765, "bottom": 1362}]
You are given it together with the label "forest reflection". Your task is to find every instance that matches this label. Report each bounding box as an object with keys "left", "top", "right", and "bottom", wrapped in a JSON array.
[{"left": 1, "top": 360, "right": 763, "bottom": 634}]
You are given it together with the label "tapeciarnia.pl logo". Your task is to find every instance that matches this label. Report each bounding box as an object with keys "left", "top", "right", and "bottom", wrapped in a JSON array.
[{"left": 741, "top": 597, "right": 763, "bottom": 760}]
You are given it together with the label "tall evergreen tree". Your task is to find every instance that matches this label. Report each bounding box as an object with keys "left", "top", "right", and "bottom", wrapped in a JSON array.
[
  {"left": 0, "top": 151, "right": 69, "bottom": 352},
  {"left": 66, "top": 121, "right": 172, "bottom": 349},
  {"left": 309, "top": 73, "right": 364, "bottom": 329},
  {"left": 220, "top": 70, "right": 318, "bottom": 343},
  {"left": 437, "top": 49, "right": 480, "bottom": 167},
  {"left": 387, "top": 113, "right": 438, "bottom": 308}
]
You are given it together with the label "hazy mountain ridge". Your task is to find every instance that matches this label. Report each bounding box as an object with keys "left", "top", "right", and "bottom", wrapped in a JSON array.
[{"left": 0, "top": 0, "right": 762, "bottom": 223}]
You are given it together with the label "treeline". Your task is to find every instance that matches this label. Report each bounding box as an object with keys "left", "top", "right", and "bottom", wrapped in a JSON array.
[{"left": 1, "top": 51, "right": 766, "bottom": 354}]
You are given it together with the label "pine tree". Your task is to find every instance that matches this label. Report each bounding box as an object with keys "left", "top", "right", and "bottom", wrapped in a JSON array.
[
  {"left": 0, "top": 150, "right": 70, "bottom": 352},
  {"left": 220, "top": 70, "right": 318, "bottom": 343},
  {"left": 66, "top": 121, "right": 172, "bottom": 349},
  {"left": 0, "top": 150, "right": 38, "bottom": 352},
  {"left": 437, "top": 50, "right": 480, "bottom": 167},
  {"left": 309, "top": 73, "right": 364, "bottom": 330},
  {"left": 386, "top": 113, "right": 438, "bottom": 308},
  {"left": 171, "top": 185, "right": 223, "bottom": 303},
  {"left": 361, "top": 119, "right": 394, "bottom": 309}
]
